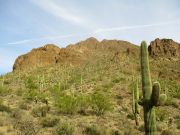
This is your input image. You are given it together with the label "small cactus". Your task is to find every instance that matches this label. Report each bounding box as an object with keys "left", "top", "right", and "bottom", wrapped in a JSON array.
[{"left": 132, "top": 78, "right": 140, "bottom": 126}]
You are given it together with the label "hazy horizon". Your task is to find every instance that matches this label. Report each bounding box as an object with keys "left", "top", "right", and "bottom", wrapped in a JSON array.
[{"left": 1, "top": 0, "right": 180, "bottom": 74}]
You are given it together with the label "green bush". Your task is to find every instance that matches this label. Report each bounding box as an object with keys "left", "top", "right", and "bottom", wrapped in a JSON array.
[
  {"left": 24, "top": 89, "right": 39, "bottom": 101},
  {"left": 77, "top": 94, "right": 91, "bottom": 115},
  {"left": 25, "top": 76, "right": 38, "bottom": 90},
  {"left": 24, "top": 88, "right": 48, "bottom": 103},
  {"left": 91, "top": 92, "right": 112, "bottom": 115},
  {"left": 56, "top": 94, "right": 78, "bottom": 114}
]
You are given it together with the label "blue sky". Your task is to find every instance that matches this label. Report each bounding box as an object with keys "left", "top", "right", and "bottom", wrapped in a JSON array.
[{"left": 0, "top": 0, "right": 180, "bottom": 74}]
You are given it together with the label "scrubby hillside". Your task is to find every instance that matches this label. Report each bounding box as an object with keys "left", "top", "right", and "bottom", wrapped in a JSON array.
[{"left": 0, "top": 38, "right": 179, "bottom": 135}]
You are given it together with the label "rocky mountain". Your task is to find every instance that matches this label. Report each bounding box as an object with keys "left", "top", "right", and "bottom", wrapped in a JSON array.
[
  {"left": 148, "top": 38, "right": 180, "bottom": 60},
  {"left": 13, "top": 37, "right": 138, "bottom": 71},
  {"left": 13, "top": 37, "right": 180, "bottom": 71}
]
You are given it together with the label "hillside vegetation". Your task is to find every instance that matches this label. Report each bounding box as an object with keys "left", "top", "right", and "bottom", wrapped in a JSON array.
[{"left": 0, "top": 38, "right": 179, "bottom": 135}]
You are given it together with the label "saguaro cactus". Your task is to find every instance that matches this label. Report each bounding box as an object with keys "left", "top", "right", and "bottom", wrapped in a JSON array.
[
  {"left": 132, "top": 79, "right": 140, "bottom": 126},
  {"left": 140, "top": 41, "right": 167, "bottom": 135}
]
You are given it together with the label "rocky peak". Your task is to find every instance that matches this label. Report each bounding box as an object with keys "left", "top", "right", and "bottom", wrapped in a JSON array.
[{"left": 148, "top": 38, "right": 180, "bottom": 59}]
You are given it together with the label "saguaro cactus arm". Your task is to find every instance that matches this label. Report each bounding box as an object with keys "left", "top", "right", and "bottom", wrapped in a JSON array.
[{"left": 151, "top": 82, "right": 160, "bottom": 106}]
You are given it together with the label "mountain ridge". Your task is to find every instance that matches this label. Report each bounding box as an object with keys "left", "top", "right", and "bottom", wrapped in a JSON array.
[{"left": 13, "top": 37, "right": 180, "bottom": 71}]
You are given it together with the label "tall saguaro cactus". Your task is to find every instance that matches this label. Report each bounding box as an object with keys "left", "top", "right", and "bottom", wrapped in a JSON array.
[{"left": 140, "top": 41, "right": 167, "bottom": 135}]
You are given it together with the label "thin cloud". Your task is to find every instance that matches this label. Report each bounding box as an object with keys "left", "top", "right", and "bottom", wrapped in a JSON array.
[
  {"left": 8, "top": 39, "right": 32, "bottom": 45},
  {"left": 31, "top": 0, "right": 85, "bottom": 25},
  {"left": 7, "top": 34, "right": 75, "bottom": 45},
  {"left": 94, "top": 20, "right": 180, "bottom": 33}
]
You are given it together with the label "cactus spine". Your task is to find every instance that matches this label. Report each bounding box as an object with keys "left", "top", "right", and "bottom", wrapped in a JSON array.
[
  {"left": 132, "top": 79, "right": 140, "bottom": 126},
  {"left": 140, "top": 41, "right": 167, "bottom": 135}
]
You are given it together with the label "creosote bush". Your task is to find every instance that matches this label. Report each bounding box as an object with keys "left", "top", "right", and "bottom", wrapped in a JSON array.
[{"left": 91, "top": 91, "right": 113, "bottom": 116}]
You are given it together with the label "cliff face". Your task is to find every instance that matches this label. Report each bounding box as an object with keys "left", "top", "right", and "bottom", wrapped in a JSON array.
[
  {"left": 13, "top": 37, "right": 138, "bottom": 71},
  {"left": 148, "top": 38, "right": 180, "bottom": 59},
  {"left": 13, "top": 44, "right": 60, "bottom": 71}
]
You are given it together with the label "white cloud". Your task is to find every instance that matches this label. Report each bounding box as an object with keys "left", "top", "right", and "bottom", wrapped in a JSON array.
[
  {"left": 8, "top": 39, "right": 32, "bottom": 45},
  {"left": 94, "top": 20, "right": 180, "bottom": 33}
]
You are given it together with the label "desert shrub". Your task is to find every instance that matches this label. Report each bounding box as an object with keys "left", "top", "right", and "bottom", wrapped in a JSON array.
[
  {"left": 172, "top": 83, "right": 180, "bottom": 99},
  {"left": 83, "top": 125, "right": 109, "bottom": 135},
  {"left": 16, "top": 89, "right": 23, "bottom": 96},
  {"left": 56, "top": 94, "right": 78, "bottom": 114},
  {"left": 77, "top": 94, "right": 91, "bottom": 115},
  {"left": 13, "top": 118, "right": 40, "bottom": 135},
  {"left": 40, "top": 116, "right": 59, "bottom": 127},
  {"left": 90, "top": 91, "right": 112, "bottom": 115},
  {"left": 24, "top": 88, "right": 48, "bottom": 103},
  {"left": 112, "top": 77, "right": 125, "bottom": 84},
  {"left": 0, "top": 86, "right": 10, "bottom": 96},
  {"left": 50, "top": 84, "right": 64, "bottom": 99},
  {"left": 156, "top": 108, "right": 169, "bottom": 122},
  {"left": 112, "top": 78, "right": 121, "bottom": 83},
  {"left": 55, "top": 122, "right": 74, "bottom": 135},
  {"left": 31, "top": 105, "right": 50, "bottom": 117},
  {"left": 102, "top": 81, "right": 114, "bottom": 91},
  {"left": 127, "top": 113, "right": 135, "bottom": 120},
  {"left": 25, "top": 76, "right": 38, "bottom": 90},
  {"left": 0, "top": 104, "right": 11, "bottom": 113},
  {"left": 171, "top": 100, "right": 179, "bottom": 108},
  {"left": 165, "top": 97, "right": 179, "bottom": 108},
  {"left": 110, "top": 130, "right": 122, "bottom": 135},
  {"left": 11, "top": 109, "right": 22, "bottom": 119},
  {"left": 176, "top": 119, "right": 180, "bottom": 129},
  {"left": 0, "top": 117, "right": 4, "bottom": 127},
  {"left": 24, "top": 89, "right": 39, "bottom": 101},
  {"left": 19, "top": 101, "right": 29, "bottom": 110},
  {"left": 0, "top": 99, "right": 3, "bottom": 105},
  {"left": 60, "top": 83, "right": 70, "bottom": 91},
  {"left": 160, "top": 130, "right": 174, "bottom": 135}
]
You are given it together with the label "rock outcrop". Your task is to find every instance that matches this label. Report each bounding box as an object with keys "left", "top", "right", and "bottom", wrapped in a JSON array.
[
  {"left": 148, "top": 38, "right": 180, "bottom": 59},
  {"left": 13, "top": 44, "right": 60, "bottom": 71},
  {"left": 13, "top": 37, "right": 138, "bottom": 71}
]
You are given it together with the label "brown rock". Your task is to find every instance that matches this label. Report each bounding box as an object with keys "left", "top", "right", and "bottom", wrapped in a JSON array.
[
  {"left": 13, "top": 37, "right": 138, "bottom": 71},
  {"left": 13, "top": 44, "right": 60, "bottom": 71},
  {"left": 148, "top": 38, "right": 180, "bottom": 59}
]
